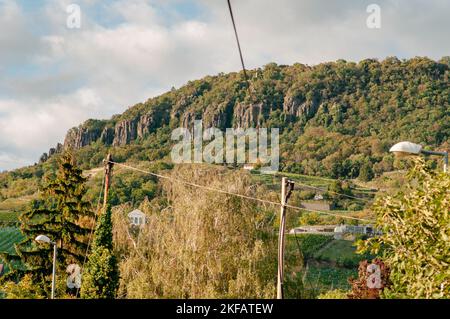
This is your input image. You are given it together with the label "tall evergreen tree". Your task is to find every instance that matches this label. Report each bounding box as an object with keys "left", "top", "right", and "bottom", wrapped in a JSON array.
[
  {"left": 0, "top": 153, "right": 94, "bottom": 296},
  {"left": 80, "top": 204, "right": 119, "bottom": 299}
]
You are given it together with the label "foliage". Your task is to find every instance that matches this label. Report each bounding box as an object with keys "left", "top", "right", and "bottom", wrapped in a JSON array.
[
  {"left": 81, "top": 205, "right": 119, "bottom": 299},
  {"left": 317, "top": 289, "right": 349, "bottom": 299},
  {"left": 357, "top": 159, "right": 450, "bottom": 299},
  {"left": 114, "top": 165, "right": 278, "bottom": 298},
  {"left": 347, "top": 259, "right": 390, "bottom": 299},
  {"left": 358, "top": 161, "right": 375, "bottom": 181},
  {"left": 0, "top": 153, "right": 94, "bottom": 298},
  {"left": 297, "top": 212, "right": 321, "bottom": 225},
  {"left": 1, "top": 57, "right": 448, "bottom": 212},
  {"left": 1, "top": 274, "right": 46, "bottom": 299}
]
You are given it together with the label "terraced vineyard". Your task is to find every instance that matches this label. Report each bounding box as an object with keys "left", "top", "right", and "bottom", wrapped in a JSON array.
[{"left": 0, "top": 227, "right": 23, "bottom": 254}]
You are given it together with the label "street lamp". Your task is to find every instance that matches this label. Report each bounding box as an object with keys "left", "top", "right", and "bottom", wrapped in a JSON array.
[
  {"left": 389, "top": 141, "right": 448, "bottom": 173},
  {"left": 35, "top": 235, "right": 57, "bottom": 299}
]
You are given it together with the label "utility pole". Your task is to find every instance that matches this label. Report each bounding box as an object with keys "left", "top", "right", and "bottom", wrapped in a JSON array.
[
  {"left": 277, "top": 177, "right": 294, "bottom": 299},
  {"left": 103, "top": 154, "right": 114, "bottom": 209}
]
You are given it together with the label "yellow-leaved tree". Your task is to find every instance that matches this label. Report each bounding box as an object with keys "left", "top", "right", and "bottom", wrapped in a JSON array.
[
  {"left": 358, "top": 158, "right": 449, "bottom": 299},
  {"left": 113, "top": 165, "right": 278, "bottom": 298}
]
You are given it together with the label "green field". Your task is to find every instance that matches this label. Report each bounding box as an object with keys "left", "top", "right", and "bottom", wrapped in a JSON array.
[
  {"left": 0, "top": 227, "right": 24, "bottom": 254},
  {"left": 0, "top": 211, "right": 21, "bottom": 224},
  {"left": 303, "top": 266, "right": 357, "bottom": 292},
  {"left": 285, "top": 235, "right": 375, "bottom": 296},
  {"left": 314, "top": 239, "right": 373, "bottom": 268},
  {"left": 0, "top": 195, "right": 32, "bottom": 225},
  {"left": 287, "top": 234, "right": 333, "bottom": 260},
  {"left": 0, "top": 227, "right": 25, "bottom": 274}
]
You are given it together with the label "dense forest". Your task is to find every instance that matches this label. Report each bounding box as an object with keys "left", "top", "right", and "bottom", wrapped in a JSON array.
[{"left": 0, "top": 56, "right": 449, "bottom": 203}]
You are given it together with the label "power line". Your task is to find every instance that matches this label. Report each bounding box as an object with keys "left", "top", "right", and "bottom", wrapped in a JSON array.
[
  {"left": 225, "top": 1, "right": 370, "bottom": 203},
  {"left": 227, "top": 0, "right": 253, "bottom": 98},
  {"left": 108, "top": 161, "right": 374, "bottom": 223}
]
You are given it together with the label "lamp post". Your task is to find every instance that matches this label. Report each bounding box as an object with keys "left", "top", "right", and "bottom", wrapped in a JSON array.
[
  {"left": 35, "top": 235, "right": 57, "bottom": 299},
  {"left": 389, "top": 141, "right": 448, "bottom": 173}
]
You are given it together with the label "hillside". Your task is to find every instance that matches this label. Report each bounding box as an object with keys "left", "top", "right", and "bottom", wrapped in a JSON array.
[
  {"left": 0, "top": 56, "right": 449, "bottom": 217},
  {"left": 45, "top": 57, "right": 449, "bottom": 173}
]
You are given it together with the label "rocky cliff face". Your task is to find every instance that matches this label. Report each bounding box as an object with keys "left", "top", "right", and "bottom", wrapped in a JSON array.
[
  {"left": 64, "top": 127, "right": 102, "bottom": 150},
  {"left": 40, "top": 92, "right": 321, "bottom": 163},
  {"left": 39, "top": 143, "right": 63, "bottom": 163},
  {"left": 40, "top": 74, "right": 326, "bottom": 163},
  {"left": 283, "top": 94, "right": 320, "bottom": 120},
  {"left": 233, "top": 102, "right": 266, "bottom": 128}
]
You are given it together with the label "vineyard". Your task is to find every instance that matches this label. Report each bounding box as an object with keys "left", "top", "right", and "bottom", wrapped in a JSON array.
[
  {"left": 285, "top": 234, "right": 372, "bottom": 296},
  {"left": 0, "top": 227, "right": 23, "bottom": 255},
  {"left": 0, "top": 227, "right": 24, "bottom": 276},
  {"left": 303, "top": 266, "right": 357, "bottom": 292}
]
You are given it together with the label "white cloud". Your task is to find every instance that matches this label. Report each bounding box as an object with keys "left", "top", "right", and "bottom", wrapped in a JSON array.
[{"left": 0, "top": 0, "right": 449, "bottom": 170}]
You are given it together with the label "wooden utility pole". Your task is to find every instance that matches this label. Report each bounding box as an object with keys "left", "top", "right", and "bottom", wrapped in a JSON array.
[
  {"left": 103, "top": 154, "right": 114, "bottom": 209},
  {"left": 277, "top": 177, "right": 294, "bottom": 299}
]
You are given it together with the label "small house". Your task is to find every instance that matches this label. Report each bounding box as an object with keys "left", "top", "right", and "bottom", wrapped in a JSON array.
[{"left": 128, "top": 209, "right": 146, "bottom": 227}]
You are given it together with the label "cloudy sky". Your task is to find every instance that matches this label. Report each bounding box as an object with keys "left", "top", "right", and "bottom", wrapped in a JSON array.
[{"left": 0, "top": 0, "right": 448, "bottom": 171}]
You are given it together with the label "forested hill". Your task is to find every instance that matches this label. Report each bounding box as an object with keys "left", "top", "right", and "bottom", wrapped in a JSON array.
[{"left": 16, "top": 57, "right": 450, "bottom": 180}]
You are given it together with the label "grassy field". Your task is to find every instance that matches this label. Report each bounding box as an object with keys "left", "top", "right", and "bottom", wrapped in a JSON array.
[
  {"left": 0, "top": 195, "right": 34, "bottom": 224},
  {"left": 314, "top": 239, "right": 374, "bottom": 268},
  {"left": 0, "top": 211, "right": 21, "bottom": 224}
]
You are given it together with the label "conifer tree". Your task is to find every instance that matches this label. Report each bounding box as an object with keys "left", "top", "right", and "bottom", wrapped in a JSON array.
[
  {"left": 80, "top": 205, "right": 119, "bottom": 299},
  {"left": 0, "top": 153, "right": 94, "bottom": 296}
]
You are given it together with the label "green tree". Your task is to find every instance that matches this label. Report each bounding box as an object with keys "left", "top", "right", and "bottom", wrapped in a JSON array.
[
  {"left": 80, "top": 205, "right": 119, "bottom": 299},
  {"left": 357, "top": 159, "right": 450, "bottom": 298},
  {"left": 358, "top": 161, "right": 374, "bottom": 182},
  {"left": 1, "top": 153, "right": 94, "bottom": 297}
]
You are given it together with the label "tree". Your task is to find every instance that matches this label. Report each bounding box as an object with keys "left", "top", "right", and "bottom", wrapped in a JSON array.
[
  {"left": 115, "top": 165, "right": 277, "bottom": 298},
  {"left": 358, "top": 159, "right": 450, "bottom": 298},
  {"left": 358, "top": 161, "right": 374, "bottom": 182},
  {"left": 1, "top": 153, "right": 94, "bottom": 297},
  {"left": 80, "top": 205, "right": 119, "bottom": 299}
]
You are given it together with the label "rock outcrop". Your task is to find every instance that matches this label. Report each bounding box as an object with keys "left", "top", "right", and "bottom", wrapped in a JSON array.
[
  {"left": 39, "top": 143, "right": 63, "bottom": 163},
  {"left": 283, "top": 95, "right": 320, "bottom": 120},
  {"left": 100, "top": 127, "right": 115, "bottom": 145},
  {"left": 112, "top": 119, "right": 138, "bottom": 146},
  {"left": 64, "top": 127, "right": 102, "bottom": 150},
  {"left": 233, "top": 102, "right": 266, "bottom": 128}
]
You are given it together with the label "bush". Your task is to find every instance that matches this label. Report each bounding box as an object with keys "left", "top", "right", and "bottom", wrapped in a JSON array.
[
  {"left": 318, "top": 289, "right": 349, "bottom": 299},
  {"left": 358, "top": 159, "right": 450, "bottom": 298}
]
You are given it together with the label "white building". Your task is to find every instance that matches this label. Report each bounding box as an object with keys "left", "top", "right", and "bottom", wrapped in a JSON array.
[
  {"left": 128, "top": 209, "right": 146, "bottom": 226},
  {"left": 314, "top": 194, "right": 324, "bottom": 200}
]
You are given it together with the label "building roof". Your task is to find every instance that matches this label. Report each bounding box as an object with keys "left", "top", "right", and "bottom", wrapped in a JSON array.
[{"left": 128, "top": 209, "right": 146, "bottom": 217}]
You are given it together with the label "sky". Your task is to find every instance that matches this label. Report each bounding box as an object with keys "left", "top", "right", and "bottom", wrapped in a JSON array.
[{"left": 0, "top": 0, "right": 449, "bottom": 171}]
